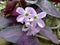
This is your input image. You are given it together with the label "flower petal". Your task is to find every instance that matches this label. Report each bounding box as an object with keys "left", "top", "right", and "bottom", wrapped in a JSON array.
[
  {"left": 25, "top": 21, "right": 30, "bottom": 27},
  {"left": 31, "top": 27, "right": 40, "bottom": 35},
  {"left": 16, "top": 7, "right": 24, "bottom": 15},
  {"left": 25, "top": 18, "right": 34, "bottom": 22},
  {"left": 16, "top": 15, "right": 24, "bottom": 23},
  {"left": 27, "top": 27, "right": 40, "bottom": 36},
  {"left": 31, "top": 21, "right": 36, "bottom": 28},
  {"left": 29, "top": 18, "right": 34, "bottom": 21},
  {"left": 38, "top": 12, "right": 46, "bottom": 18},
  {"left": 25, "top": 18, "right": 30, "bottom": 21},
  {"left": 25, "top": 7, "right": 37, "bottom": 16},
  {"left": 37, "top": 19, "right": 45, "bottom": 28},
  {"left": 27, "top": 29, "right": 33, "bottom": 36}
]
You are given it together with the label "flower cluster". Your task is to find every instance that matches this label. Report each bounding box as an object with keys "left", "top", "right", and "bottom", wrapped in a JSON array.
[{"left": 16, "top": 7, "right": 46, "bottom": 35}]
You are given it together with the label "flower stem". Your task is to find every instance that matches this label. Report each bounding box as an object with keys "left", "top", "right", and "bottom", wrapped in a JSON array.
[{"left": 36, "top": 35, "right": 49, "bottom": 40}]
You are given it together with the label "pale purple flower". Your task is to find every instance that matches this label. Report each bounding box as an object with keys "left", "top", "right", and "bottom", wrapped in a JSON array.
[
  {"left": 25, "top": 11, "right": 46, "bottom": 35},
  {"left": 16, "top": 7, "right": 46, "bottom": 35},
  {"left": 32, "top": 12, "right": 46, "bottom": 28},
  {"left": 22, "top": 21, "right": 40, "bottom": 35},
  {"left": 16, "top": 7, "right": 36, "bottom": 26}
]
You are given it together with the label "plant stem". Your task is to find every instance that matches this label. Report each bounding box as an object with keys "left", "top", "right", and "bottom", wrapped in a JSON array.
[
  {"left": 50, "top": 23, "right": 60, "bottom": 29},
  {"left": 36, "top": 35, "right": 49, "bottom": 40},
  {"left": 36, "top": 35, "right": 60, "bottom": 42}
]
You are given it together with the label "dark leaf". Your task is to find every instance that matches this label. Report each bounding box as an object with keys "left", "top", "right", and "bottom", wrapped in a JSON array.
[
  {"left": 52, "top": 0, "right": 60, "bottom": 3},
  {"left": 19, "top": 0, "right": 26, "bottom": 8},
  {"left": 39, "top": 26, "right": 59, "bottom": 44},
  {"left": 0, "top": 25, "right": 40, "bottom": 45},
  {"left": 7, "top": 16, "right": 17, "bottom": 23},
  {"left": 36, "top": 0, "right": 60, "bottom": 18},
  {"left": 4, "top": 1, "right": 17, "bottom": 15},
  {"left": 16, "top": 34, "right": 39, "bottom": 45},
  {"left": 0, "top": 25, "right": 22, "bottom": 43},
  {"left": 29, "top": 4, "right": 42, "bottom": 13},
  {"left": 10, "top": 7, "right": 19, "bottom": 16},
  {"left": 0, "top": 16, "right": 12, "bottom": 29}
]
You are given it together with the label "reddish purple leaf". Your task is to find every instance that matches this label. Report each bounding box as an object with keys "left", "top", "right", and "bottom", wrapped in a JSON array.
[
  {"left": 52, "top": 0, "right": 60, "bottom": 3},
  {"left": 19, "top": 0, "right": 26, "bottom": 8},
  {"left": 10, "top": 7, "right": 20, "bottom": 16},
  {"left": 0, "top": 16, "right": 12, "bottom": 29},
  {"left": 4, "top": 1, "right": 17, "bottom": 15},
  {"left": 0, "top": 25, "right": 40, "bottom": 45},
  {"left": 7, "top": 16, "right": 17, "bottom": 23},
  {"left": 16, "top": 34, "right": 39, "bottom": 45},
  {"left": 36, "top": 0, "right": 60, "bottom": 18},
  {"left": 39, "top": 26, "right": 59, "bottom": 44},
  {"left": 0, "top": 25, "right": 23, "bottom": 43}
]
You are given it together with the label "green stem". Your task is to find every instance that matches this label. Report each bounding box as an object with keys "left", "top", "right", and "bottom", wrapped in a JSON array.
[
  {"left": 36, "top": 35, "right": 49, "bottom": 40},
  {"left": 50, "top": 24, "right": 60, "bottom": 29},
  {"left": 36, "top": 35, "right": 60, "bottom": 42}
]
